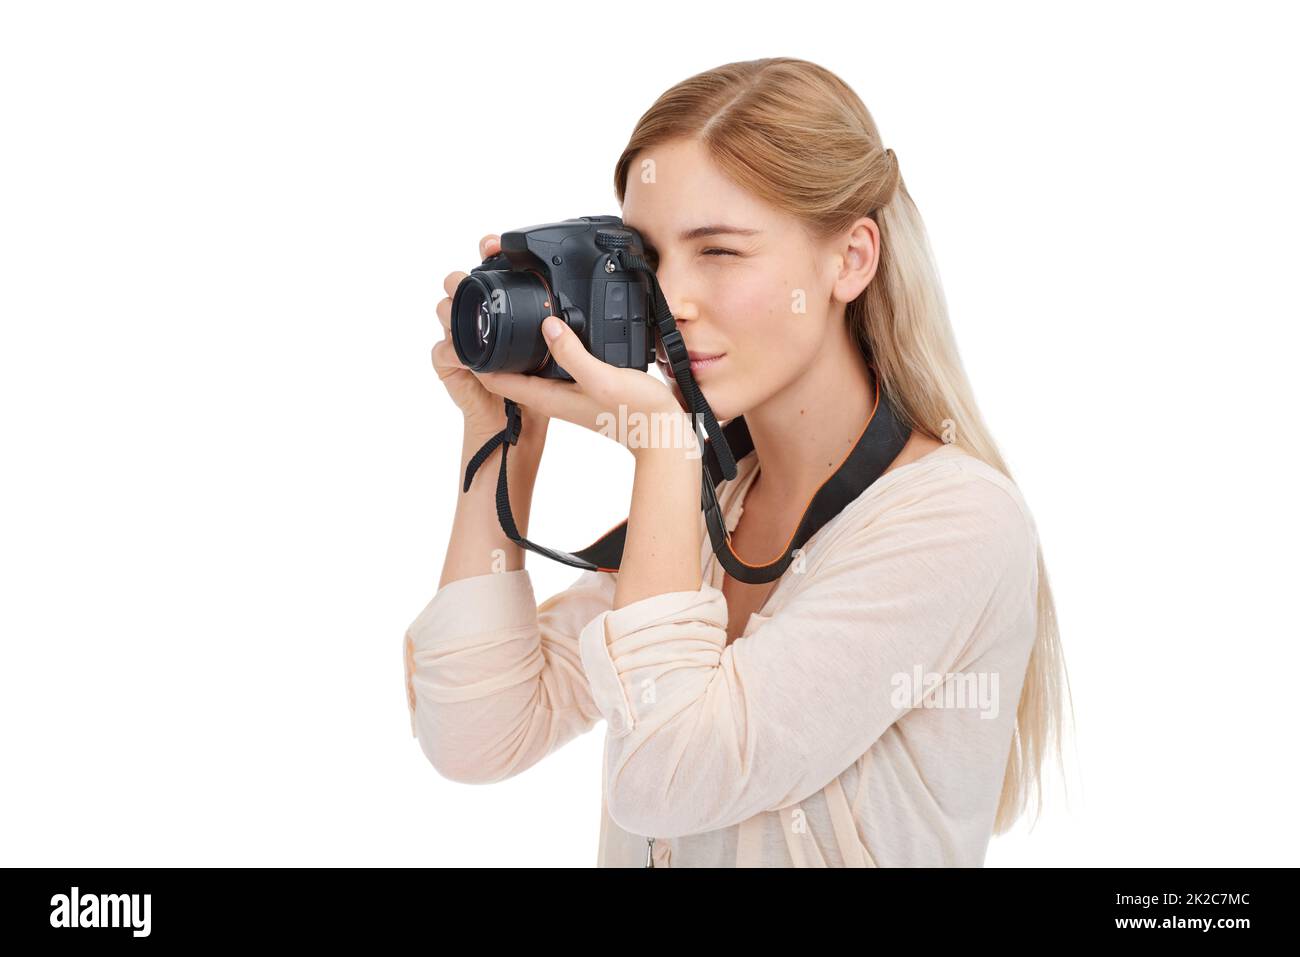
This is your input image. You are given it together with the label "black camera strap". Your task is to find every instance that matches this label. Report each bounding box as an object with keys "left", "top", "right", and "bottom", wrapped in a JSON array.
[
  {"left": 460, "top": 251, "right": 912, "bottom": 584},
  {"left": 461, "top": 375, "right": 911, "bottom": 586},
  {"left": 697, "top": 374, "right": 910, "bottom": 583},
  {"left": 615, "top": 249, "right": 738, "bottom": 482}
]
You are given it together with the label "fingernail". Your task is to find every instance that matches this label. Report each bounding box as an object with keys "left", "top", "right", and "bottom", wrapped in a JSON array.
[{"left": 542, "top": 316, "right": 563, "bottom": 341}]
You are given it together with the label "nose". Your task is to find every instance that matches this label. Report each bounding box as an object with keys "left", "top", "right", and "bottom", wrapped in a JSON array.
[
  {"left": 649, "top": 254, "right": 697, "bottom": 323},
  {"left": 652, "top": 285, "right": 697, "bottom": 365},
  {"left": 656, "top": 281, "right": 697, "bottom": 327},
  {"left": 667, "top": 297, "right": 697, "bottom": 323}
]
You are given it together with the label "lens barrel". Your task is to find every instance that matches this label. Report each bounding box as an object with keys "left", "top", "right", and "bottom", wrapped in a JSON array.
[{"left": 451, "top": 270, "right": 552, "bottom": 373}]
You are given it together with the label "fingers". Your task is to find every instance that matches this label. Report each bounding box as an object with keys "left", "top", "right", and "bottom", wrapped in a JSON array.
[
  {"left": 655, "top": 353, "right": 689, "bottom": 412},
  {"left": 442, "top": 270, "right": 468, "bottom": 300},
  {"left": 430, "top": 339, "right": 466, "bottom": 378},
  {"left": 438, "top": 234, "right": 500, "bottom": 331},
  {"left": 477, "top": 371, "right": 593, "bottom": 429},
  {"left": 539, "top": 316, "right": 601, "bottom": 389}
]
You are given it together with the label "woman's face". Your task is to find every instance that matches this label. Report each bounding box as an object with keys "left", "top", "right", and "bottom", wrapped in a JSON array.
[{"left": 620, "top": 138, "right": 857, "bottom": 422}]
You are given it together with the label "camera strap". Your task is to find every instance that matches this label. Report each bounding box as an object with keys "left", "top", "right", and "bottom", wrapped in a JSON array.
[
  {"left": 460, "top": 250, "right": 912, "bottom": 584},
  {"left": 460, "top": 370, "right": 911, "bottom": 585},
  {"left": 614, "top": 249, "right": 738, "bottom": 482}
]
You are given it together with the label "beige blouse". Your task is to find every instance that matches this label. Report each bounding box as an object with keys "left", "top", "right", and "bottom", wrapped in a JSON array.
[{"left": 404, "top": 441, "right": 1040, "bottom": 866}]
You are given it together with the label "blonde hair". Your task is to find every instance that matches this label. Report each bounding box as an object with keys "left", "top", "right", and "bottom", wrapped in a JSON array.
[{"left": 613, "top": 57, "right": 1072, "bottom": 834}]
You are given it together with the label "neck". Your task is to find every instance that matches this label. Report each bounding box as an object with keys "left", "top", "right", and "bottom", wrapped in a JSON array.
[{"left": 741, "top": 327, "right": 877, "bottom": 505}]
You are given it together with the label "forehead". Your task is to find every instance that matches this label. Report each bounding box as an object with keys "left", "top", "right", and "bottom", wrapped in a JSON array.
[{"left": 621, "top": 139, "right": 771, "bottom": 241}]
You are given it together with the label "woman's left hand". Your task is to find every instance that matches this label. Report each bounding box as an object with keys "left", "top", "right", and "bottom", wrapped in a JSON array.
[{"left": 476, "top": 316, "right": 690, "bottom": 454}]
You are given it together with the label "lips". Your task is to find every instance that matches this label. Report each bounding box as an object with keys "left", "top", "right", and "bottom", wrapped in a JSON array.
[
  {"left": 655, "top": 340, "right": 727, "bottom": 377},
  {"left": 688, "top": 353, "right": 725, "bottom": 374}
]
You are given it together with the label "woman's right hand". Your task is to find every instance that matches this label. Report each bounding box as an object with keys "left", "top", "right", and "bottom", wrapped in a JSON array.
[{"left": 434, "top": 233, "right": 543, "bottom": 439}]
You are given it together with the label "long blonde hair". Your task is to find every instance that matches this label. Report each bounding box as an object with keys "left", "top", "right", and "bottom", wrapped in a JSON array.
[{"left": 613, "top": 57, "right": 1071, "bottom": 833}]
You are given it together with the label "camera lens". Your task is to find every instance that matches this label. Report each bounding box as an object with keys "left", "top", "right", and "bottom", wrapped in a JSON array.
[
  {"left": 451, "top": 270, "right": 553, "bottom": 373},
  {"left": 453, "top": 284, "right": 493, "bottom": 367},
  {"left": 475, "top": 300, "right": 491, "bottom": 347}
]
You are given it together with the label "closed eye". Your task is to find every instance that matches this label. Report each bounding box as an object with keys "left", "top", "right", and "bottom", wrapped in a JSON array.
[{"left": 643, "top": 247, "right": 736, "bottom": 267}]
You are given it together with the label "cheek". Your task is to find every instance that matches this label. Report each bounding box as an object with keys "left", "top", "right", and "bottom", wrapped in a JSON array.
[
  {"left": 660, "top": 271, "right": 823, "bottom": 419},
  {"left": 720, "top": 277, "right": 820, "bottom": 371}
]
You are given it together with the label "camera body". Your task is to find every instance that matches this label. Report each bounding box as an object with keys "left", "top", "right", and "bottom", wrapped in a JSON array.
[{"left": 451, "top": 215, "right": 656, "bottom": 380}]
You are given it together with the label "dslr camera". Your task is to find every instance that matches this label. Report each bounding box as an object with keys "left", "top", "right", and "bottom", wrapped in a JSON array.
[{"left": 451, "top": 215, "right": 656, "bottom": 380}]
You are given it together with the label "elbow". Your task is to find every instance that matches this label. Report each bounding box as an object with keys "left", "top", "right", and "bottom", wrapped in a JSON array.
[
  {"left": 605, "top": 767, "right": 720, "bottom": 839},
  {"left": 404, "top": 633, "right": 496, "bottom": 785},
  {"left": 414, "top": 732, "right": 504, "bottom": 786},
  {"left": 607, "top": 790, "right": 709, "bottom": 840},
  {"left": 606, "top": 792, "right": 672, "bottom": 838},
  {"left": 409, "top": 702, "right": 520, "bottom": 786},
  {"left": 603, "top": 735, "right": 762, "bottom": 838}
]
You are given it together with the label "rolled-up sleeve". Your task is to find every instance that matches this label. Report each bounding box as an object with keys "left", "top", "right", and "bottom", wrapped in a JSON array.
[
  {"left": 579, "top": 588, "right": 728, "bottom": 739},
  {"left": 404, "top": 567, "right": 612, "bottom": 784},
  {"left": 577, "top": 476, "right": 1039, "bottom": 838}
]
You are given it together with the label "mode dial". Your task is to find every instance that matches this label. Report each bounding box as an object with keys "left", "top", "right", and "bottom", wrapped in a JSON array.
[{"left": 594, "top": 229, "right": 633, "bottom": 251}]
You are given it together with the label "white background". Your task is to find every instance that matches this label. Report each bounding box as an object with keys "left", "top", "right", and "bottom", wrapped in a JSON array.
[{"left": 2, "top": 0, "right": 1296, "bottom": 867}]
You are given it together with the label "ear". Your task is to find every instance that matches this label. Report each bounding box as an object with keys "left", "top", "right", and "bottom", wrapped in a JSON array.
[{"left": 830, "top": 217, "right": 881, "bottom": 304}]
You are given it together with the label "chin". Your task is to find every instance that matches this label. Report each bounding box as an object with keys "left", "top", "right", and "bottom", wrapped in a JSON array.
[
  {"left": 658, "top": 362, "right": 744, "bottom": 421},
  {"left": 695, "top": 387, "right": 744, "bottom": 424}
]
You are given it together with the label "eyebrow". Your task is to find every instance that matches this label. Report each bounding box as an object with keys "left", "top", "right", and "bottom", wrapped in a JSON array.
[{"left": 677, "top": 224, "right": 762, "bottom": 242}]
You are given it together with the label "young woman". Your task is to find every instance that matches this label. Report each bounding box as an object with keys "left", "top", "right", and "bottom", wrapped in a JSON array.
[{"left": 405, "top": 57, "right": 1069, "bottom": 867}]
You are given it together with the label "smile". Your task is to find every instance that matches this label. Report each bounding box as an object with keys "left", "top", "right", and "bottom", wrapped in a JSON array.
[{"left": 688, "top": 353, "right": 725, "bottom": 373}]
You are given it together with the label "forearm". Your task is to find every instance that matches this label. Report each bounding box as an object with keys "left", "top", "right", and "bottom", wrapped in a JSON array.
[
  {"left": 614, "top": 414, "right": 705, "bottom": 609},
  {"left": 438, "top": 418, "right": 548, "bottom": 590}
]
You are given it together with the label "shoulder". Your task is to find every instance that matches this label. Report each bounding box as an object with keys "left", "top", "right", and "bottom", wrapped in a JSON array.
[
  {"left": 943, "top": 449, "right": 1039, "bottom": 553},
  {"left": 831, "top": 444, "right": 1040, "bottom": 582}
]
